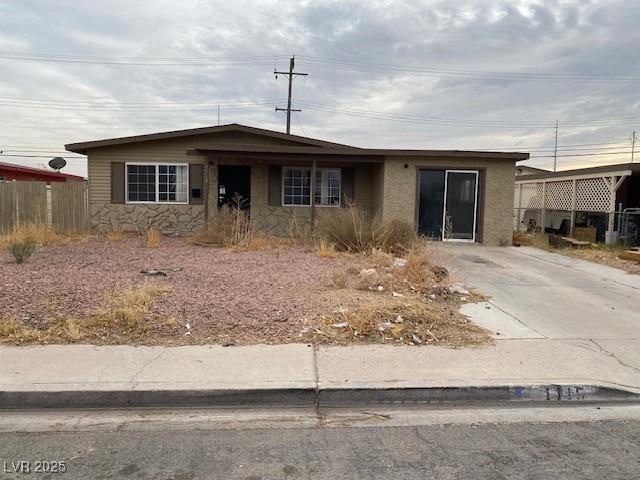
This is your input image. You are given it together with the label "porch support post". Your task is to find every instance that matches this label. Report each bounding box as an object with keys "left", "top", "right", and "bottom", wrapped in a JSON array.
[
  {"left": 570, "top": 178, "right": 577, "bottom": 236},
  {"left": 310, "top": 159, "right": 317, "bottom": 234}
]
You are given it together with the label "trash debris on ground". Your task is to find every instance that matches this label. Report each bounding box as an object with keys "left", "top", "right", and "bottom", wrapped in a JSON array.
[{"left": 141, "top": 267, "right": 182, "bottom": 277}]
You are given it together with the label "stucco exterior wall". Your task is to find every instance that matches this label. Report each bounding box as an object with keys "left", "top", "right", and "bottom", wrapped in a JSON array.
[{"left": 381, "top": 156, "right": 515, "bottom": 246}]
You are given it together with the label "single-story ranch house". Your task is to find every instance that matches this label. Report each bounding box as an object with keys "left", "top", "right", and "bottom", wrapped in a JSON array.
[{"left": 65, "top": 124, "right": 528, "bottom": 245}]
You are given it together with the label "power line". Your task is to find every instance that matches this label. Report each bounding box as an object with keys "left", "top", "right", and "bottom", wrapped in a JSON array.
[
  {"left": 0, "top": 51, "right": 283, "bottom": 66},
  {"left": 297, "top": 56, "right": 640, "bottom": 84},
  {"left": 298, "top": 102, "right": 640, "bottom": 129},
  {"left": 529, "top": 150, "right": 635, "bottom": 159}
]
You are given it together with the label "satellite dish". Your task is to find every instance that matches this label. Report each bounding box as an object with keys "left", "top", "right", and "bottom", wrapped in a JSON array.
[{"left": 48, "top": 157, "right": 67, "bottom": 171}]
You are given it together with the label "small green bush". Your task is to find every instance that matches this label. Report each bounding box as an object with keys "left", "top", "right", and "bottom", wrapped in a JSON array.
[{"left": 9, "top": 240, "right": 35, "bottom": 264}]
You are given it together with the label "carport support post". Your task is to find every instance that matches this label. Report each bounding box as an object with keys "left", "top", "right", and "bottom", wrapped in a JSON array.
[
  {"left": 310, "top": 159, "right": 317, "bottom": 234},
  {"left": 570, "top": 179, "right": 577, "bottom": 237},
  {"left": 540, "top": 181, "right": 546, "bottom": 234}
]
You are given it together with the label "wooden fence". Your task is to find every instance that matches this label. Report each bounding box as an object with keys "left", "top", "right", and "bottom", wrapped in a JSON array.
[{"left": 0, "top": 181, "right": 88, "bottom": 233}]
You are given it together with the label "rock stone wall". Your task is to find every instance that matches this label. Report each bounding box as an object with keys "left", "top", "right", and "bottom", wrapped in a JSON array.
[{"left": 90, "top": 203, "right": 205, "bottom": 235}]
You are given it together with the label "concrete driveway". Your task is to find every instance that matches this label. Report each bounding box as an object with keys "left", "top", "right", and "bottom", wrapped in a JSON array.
[{"left": 446, "top": 244, "right": 640, "bottom": 386}]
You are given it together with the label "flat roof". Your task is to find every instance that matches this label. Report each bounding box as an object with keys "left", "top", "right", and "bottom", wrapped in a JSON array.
[
  {"left": 188, "top": 144, "right": 529, "bottom": 160},
  {"left": 0, "top": 161, "right": 85, "bottom": 180},
  {"left": 515, "top": 162, "right": 640, "bottom": 181}
]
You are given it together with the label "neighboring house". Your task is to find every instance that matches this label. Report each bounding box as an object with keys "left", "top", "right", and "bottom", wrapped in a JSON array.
[
  {"left": 514, "top": 162, "right": 640, "bottom": 243},
  {"left": 0, "top": 161, "right": 85, "bottom": 183},
  {"left": 516, "top": 165, "right": 548, "bottom": 176},
  {"left": 65, "top": 123, "right": 528, "bottom": 245}
]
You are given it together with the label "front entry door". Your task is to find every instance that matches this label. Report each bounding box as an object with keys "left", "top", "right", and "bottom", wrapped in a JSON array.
[{"left": 418, "top": 169, "right": 479, "bottom": 242}]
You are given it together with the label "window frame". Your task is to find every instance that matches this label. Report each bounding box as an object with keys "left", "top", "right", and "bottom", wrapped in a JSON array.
[
  {"left": 315, "top": 167, "right": 341, "bottom": 207},
  {"left": 281, "top": 166, "right": 342, "bottom": 207},
  {"left": 125, "top": 162, "right": 189, "bottom": 205}
]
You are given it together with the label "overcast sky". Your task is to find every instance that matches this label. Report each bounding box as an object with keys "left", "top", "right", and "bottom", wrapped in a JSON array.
[{"left": 0, "top": 0, "right": 638, "bottom": 177}]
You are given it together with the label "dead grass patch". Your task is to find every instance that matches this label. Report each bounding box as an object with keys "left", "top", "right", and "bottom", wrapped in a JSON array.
[
  {"left": 0, "top": 283, "right": 170, "bottom": 345},
  {"left": 0, "top": 224, "right": 87, "bottom": 249},
  {"left": 306, "top": 295, "right": 491, "bottom": 347},
  {"left": 316, "top": 238, "right": 339, "bottom": 258},
  {"left": 146, "top": 228, "right": 161, "bottom": 248}
]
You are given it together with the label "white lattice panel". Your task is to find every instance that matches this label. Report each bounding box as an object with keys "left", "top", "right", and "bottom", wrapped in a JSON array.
[
  {"left": 520, "top": 183, "right": 543, "bottom": 209},
  {"left": 576, "top": 178, "right": 611, "bottom": 212},
  {"left": 544, "top": 180, "right": 573, "bottom": 210}
]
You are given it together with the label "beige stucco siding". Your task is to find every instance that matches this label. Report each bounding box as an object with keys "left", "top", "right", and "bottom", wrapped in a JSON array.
[{"left": 381, "top": 156, "right": 515, "bottom": 246}]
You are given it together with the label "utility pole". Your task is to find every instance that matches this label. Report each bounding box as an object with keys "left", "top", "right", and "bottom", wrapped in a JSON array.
[
  {"left": 553, "top": 120, "right": 559, "bottom": 172},
  {"left": 217, "top": 104, "right": 220, "bottom": 126},
  {"left": 274, "top": 56, "right": 308, "bottom": 134},
  {"left": 631, "top": 130, "right": 637, "bottom": 163}
]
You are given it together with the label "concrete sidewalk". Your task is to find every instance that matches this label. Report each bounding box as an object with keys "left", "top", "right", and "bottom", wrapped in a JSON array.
[{"left": 2, "top": 339, "right": 640, "bottom": 408}]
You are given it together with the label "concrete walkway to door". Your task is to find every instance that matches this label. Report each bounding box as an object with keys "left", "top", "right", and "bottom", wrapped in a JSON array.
[{"left": 446, "top": 244, "right": 640, "bottom": 391}]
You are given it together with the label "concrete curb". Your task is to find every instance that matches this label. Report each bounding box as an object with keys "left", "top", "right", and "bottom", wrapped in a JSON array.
[
  {"left": 1, "top": 384, "right": 639, "bottom": 409},
  {"left": 319, "top": 385, "right": 640, "bottom": 406}
]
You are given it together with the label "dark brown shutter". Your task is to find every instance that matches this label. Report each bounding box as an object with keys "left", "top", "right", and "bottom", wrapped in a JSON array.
[
  {"left": 111, "top": 162, "right": 125, "bottom": 204},
  {"left": 189, "top": 163, "right": 204, "bottom": 205},
  {"left": 341, "top": 167, "right": 355, "bottom": 207},
  {"left": 268, "top": 165, "right": 282, "bottom": 206}
]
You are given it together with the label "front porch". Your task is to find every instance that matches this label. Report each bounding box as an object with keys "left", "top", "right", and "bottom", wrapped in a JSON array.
[{"left": 192, "top": 147, "right": 385, "bottom": 237}]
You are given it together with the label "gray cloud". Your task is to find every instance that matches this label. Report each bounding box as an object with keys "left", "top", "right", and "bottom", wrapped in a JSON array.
[{"left": 0, "top": 0, "right": 638, "bottom": 176}]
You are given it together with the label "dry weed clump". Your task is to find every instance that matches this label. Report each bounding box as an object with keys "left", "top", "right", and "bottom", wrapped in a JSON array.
[
  {"left": 0, "top": 224, "right": 86, "bottom": 249},
  {"left": 96, "top": 282, "right": 170, "bottom": 329},
  {"left": 317, "top": 204, "right": 417, "bottom": 256},
  {"left": 188, "top": 197, "right": 252, "bottom": 248},
  {"left": 338, "top": 241, "right": 446, "bottom": 295},
  {"left": 146, "top": 228, "right": 161, "bottom": 248},
  {"left": 316, "top": 238, "right": 338, "bottom": 258},
  {"left": 308, "top": 297, "right": 491, "bottom": 347},
  {"left": 189, "top": 200, "right": 289, "bottom": 252},
  {"left": 0, "top": 283, "right": 170, "bottom": 345}
]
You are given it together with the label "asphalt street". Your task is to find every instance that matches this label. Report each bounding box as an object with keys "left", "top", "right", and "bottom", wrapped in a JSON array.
[{"left": 1, "top": 406, "right": 639, "bottom": 479}]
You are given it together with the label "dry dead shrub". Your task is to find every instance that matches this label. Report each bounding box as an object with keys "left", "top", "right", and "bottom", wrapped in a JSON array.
[
  {"left": 190, "top": 200, "right": 289, "bottom": 252},
  {"left": 366, "top": 248, "right": 393, "bottom": 268},
  {"left": 309, "top": 297, "right": 491, "bottom": 347},
  {"left": 316, "top": 238, "right": 338, "bottom": 258},
  {"left": 146, "top": 228, "right": 161, "bottom": 248},
  {"left": 345, "top": 240, "right": 445, "bottom": 294},
  {"left": 189, "top": 196, "right": 252, "bottom": 248},
  {"left": 0, "top": 224, "right": 86, "bottom": 249},
  {"left": 317, "top": 204, "right": 417, "bottom": 255},
  {"left": 403, "top": 241, "right": 439, "bottom": 290}
]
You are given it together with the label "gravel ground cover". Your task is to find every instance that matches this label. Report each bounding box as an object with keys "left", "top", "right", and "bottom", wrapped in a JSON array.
[
  {"left": 0, "top": 236, "right": 489, "bottom": 346},
  {"left": 0, "top": 237, "right": 359, "bottom": 344}
]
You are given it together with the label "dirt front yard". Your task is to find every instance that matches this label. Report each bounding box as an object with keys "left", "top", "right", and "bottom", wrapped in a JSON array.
[{"left": 0, "top": 236, "right": 490, "bottom": 347}]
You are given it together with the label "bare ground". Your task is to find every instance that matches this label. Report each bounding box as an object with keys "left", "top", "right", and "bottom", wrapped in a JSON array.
[{"left": 0, "top": 236, "right": 490, "bottom": 346}]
